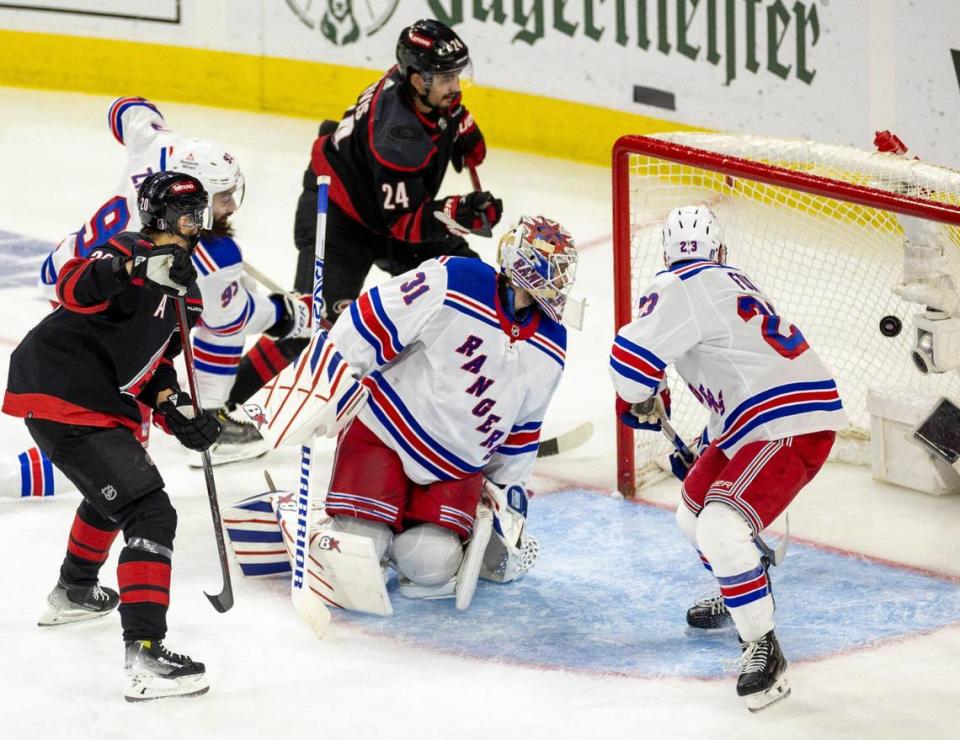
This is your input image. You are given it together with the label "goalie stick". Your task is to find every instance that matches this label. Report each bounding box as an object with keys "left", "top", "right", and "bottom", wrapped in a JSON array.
[
  {"left": 660, "top": 418, "right": 789, "bottom": 566},
  {"left": 291, "top": 176, "right": 333, "bottom": 639},
  {"left": 174, "top": 297, "right": 234, "bottom": 613},
  {"left": 536, "top": 422, "right": 593, "bottom": 458}
]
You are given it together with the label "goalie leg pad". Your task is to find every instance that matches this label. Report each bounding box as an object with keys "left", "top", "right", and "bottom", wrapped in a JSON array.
[
  {"left": 392, "top": 523, "right": 463, "bottom": 587},
  {"left": 331, "top": 515, "right": 392, "bottom": 562},
  {"left": 307, "top": 524, "right": 393, "bottom": 616},
  {"left": 455, "top": 504, "right": 493, "bottom": 611}
]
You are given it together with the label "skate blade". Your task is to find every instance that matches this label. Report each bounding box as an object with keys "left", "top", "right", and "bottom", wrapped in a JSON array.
[
  {"left": 684, "top": 617, "right": 735, "bottom": 632},
  {"left": 124, "top": 673, "right": 210, "bottom": 702},
  {"left": 190, "top": 442, "right": 269, "bottom": 468},
  {"left": 746, "top": 674, "right": 791, "bottom": 713},
  {"left": 38, "top": 605, "right": 115, "bottom": 627}
]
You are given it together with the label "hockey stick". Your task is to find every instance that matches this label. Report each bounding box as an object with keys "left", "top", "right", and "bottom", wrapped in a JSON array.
[
  {"left": 467, "top": 163, "right": 493, "bottom": 237},
  {"left": 174, "top": 297, "right": 234, "bottom": 613},
  {"left": 243, "top": 261, "right": 285, "bottom": 294},
  {"left": 536, "top": 422, "right": 594, "bottom": 458},
  {"left": 290, "top": 176, "right": 333, "bottom": 639},
  {"left": 660, "top": 418, "right": 789, "bottom": 565}
]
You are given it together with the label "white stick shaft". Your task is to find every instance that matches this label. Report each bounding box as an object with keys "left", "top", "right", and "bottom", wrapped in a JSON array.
[{"left": 292, "top": 175, "right": 332, "bottom": 637}]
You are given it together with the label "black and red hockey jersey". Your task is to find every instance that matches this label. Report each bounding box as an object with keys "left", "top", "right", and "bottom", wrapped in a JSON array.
[
  {"left": 311, "top": 65, "right": 470, "bottom": 243},
  {"left": 3, "top": 231, "right": 202, "bottom": 431}
]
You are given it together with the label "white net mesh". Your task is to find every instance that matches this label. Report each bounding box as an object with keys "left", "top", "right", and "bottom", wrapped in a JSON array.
[{"left": 619, "top": 133, "right": 960, "bottom": 490}]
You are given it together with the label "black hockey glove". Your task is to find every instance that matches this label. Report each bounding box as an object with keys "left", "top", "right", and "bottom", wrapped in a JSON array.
[
  {"left": 451, "top": 110, "right": 486, "bottom": 173},
  {"left": 156, "top": 392, "right": 221, "bottom": 451},
  {"left": 125, "top": 240, "right": 197, "bottom": 297},
  {"left": 440, "top": 191, "right": 502, "bottom": 237}
]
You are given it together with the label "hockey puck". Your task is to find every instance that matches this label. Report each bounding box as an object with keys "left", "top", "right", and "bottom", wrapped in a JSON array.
[{"left": 879, "top": 315, "right": 902, "bottom": 337}]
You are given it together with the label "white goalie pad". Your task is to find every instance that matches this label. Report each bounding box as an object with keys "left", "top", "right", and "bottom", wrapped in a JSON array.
[
  {"left": 306, "top": 527, "right": 393, "bottom": 617},
  {"left": 455, "top": 504, "right": 493, "bottom": 611},
  {"left": 273, "top": 496, "right": 392, "bottom": 616},
  {"left": 242, "top": 331, "right": 368, "bottom": 448}
]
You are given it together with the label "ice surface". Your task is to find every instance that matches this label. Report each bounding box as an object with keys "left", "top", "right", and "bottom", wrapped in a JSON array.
[{"left": 1, "top": 87, "right": 959, "bottom": 739}]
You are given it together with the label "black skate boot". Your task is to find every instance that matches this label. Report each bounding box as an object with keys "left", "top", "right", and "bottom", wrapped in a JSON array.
[
  {"left": 124, "top": 639, "right": 209, "bottom": 702},
  {"left": 736, "top": 630, "right": 790, "bottom": 712},
  {"left": 38, "top": 578, "right": 119, "bottom": 626},
  {"left": 190, "top": 405, "right": 268, "bottom": 468},
  {"left": 686, "top": 594, "right": 733, "bottom": 630}
]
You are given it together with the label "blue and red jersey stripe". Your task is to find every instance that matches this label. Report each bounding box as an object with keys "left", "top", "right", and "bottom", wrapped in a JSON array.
[
  {"left": 610, "top": 335, "right": 666, "bottom": 389},
  {"left": 717, "top": 379, "right": 843, "bottom": 450}
]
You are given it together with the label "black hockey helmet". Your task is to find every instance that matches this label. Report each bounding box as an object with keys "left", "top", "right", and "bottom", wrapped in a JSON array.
[
  {"left": 396, "top": 19, "right": 470, "bottom": 83},
  {"left": 137, "top": 171, "right": 209, "bottom": 236}
]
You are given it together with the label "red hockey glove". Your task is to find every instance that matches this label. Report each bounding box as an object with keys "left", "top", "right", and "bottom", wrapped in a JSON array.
[
  {"left": 442, "top": 191, "right": 503, "bottom": 236},
  {"left": 874, "top": 130, "right": 908, "bottom": 156},
  {"left": 452, "top": 111, "right": 486, "bottom": 173}
]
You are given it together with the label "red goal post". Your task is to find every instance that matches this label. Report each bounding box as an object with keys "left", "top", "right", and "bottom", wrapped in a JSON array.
[{"left": 612, "top": 133, "right": 960, "bottom": 497}]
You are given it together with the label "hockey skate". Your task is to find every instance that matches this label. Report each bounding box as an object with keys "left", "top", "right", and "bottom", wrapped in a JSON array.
[
  {"left": 736, "top": 630, "right": 790, "bottom": 712},
  {"left": 38, "top": 578, "right": 119, "bottom": 626},
  {"left": 124, "top": 639, "right": 209, "bottom": 702},
  {"left": 686, "top": 594, "right": 733, "bottom": 630},
  {"left": 191, "top": 406, "right": 269, "bottom": 467}
]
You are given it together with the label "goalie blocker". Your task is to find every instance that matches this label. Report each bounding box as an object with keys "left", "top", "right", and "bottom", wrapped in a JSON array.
[{"left": 242, "top": 330, "right": 367, "bottom": 447}]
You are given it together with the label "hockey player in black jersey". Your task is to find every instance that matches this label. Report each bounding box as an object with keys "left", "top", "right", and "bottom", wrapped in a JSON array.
[
  {"left": 224, "top": 18, "right": 501, "bottom": 414},
  {"left": 3, "top": 171, "right": 220, "bottom": 702}
]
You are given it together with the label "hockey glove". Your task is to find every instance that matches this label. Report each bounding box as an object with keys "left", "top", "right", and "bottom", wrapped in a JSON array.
[
  {"left": 125, "top": 240, "right": 197, "bottom": 297},
  {"left": 265, "top": 292, "right": 312, "bottom": 340},
  {"left": 481, "top": 479, "right": 529, "bottom": 552},
  {"left": 617, "top": 386, "right": 671, "bottom": 431},
  {"left": 874, "top": 130, "right": 909, "bottom": 155},
  {"left": 441, "top": 191, "right": 503, "bottom": 237},
  {"left": 451, "top": 110, "right": 486, "bottom": 173},
  {"left": 156, "top": 392, "right": 221, "bottom": 451}
]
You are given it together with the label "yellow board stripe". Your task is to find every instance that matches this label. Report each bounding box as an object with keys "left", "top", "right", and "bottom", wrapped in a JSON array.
[{"left": 0, "top": 28, "right": 705, "bottom": 165}]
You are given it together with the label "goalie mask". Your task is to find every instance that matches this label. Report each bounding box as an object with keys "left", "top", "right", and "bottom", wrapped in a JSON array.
[
  {"left": 498, "top": 215, "right": 578, "bottom": 323},
  {"left": 662, "top": 205, "right": 726, "bottom": 267},
  {"left": 137, "top": 171, "right": 209, "bottom": 248},
  {"left": 168, "top": 138, "right": 244, "bottom": 229}
]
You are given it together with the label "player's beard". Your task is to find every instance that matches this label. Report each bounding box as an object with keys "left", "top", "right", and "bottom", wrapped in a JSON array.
[{"left": 203, "top": 215, "right": 235, "bottom": 239}]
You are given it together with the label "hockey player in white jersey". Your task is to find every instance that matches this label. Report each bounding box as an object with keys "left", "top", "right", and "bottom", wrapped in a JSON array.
[
  {"left": 36, "top": 96, "right": 309, "bottom": 466},
  {"left": 317, "top": 215, "right": 575, "bottom": 604},
  {"left": 610, "top": 206, "right": 847, "bottom": 712}
]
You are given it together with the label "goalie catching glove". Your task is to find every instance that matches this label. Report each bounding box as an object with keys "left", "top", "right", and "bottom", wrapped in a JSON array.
[
  {"left": 617, "top": 383, "right": 671, "bottom": 432},
  {"left": 479, "top": 479, "right": 539, "bottom": 583},
  {"left": 155, "top": 392, "right": 221, "bottom": 451}
]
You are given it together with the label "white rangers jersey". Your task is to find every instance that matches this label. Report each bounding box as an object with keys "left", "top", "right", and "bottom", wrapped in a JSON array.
[
  {"left": 610, "top": 259, "right": 847, "bottom": 455},
  {"left": 38, "top": 96, "right": 277, "bottom": 407},
  {"left": 329, "top": 256, "right": 567, "bottom": 486}
]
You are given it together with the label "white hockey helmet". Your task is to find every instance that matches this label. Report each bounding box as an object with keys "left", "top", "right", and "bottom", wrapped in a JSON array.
[
  {"left": 662, "top": 205, "right": 725, "bottom": 267},
  {"left": 168, "top": 138, "right": 244, "bottom": 228},
  {"left": 497, "top": 215, "right": 578, "bottom": 323}
]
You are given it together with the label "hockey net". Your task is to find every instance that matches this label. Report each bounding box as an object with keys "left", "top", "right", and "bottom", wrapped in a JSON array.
[{"left": 613, "top": 133, "right": 960, "bottom": 496}]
